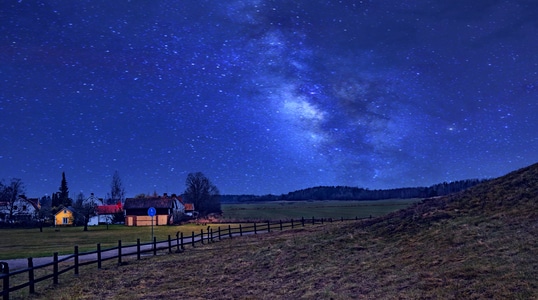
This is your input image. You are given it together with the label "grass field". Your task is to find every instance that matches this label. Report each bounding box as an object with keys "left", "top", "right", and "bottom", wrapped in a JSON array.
[
  {"left": 0, "top": 199, "right": 419, "bottom": 260},
  {"left": 0, "top": 223, "right": 236, "bottom": 260},
  {"left": 221, "top": 199, "right": 420, "bottom": 220}
]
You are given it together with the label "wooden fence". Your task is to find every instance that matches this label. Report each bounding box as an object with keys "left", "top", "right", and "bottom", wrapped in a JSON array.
[{"left": 0, "top": 216, "right": 364, "bottom": 299}]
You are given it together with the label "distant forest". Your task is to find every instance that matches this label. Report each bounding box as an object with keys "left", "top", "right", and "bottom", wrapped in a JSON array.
[{"left": 221, "top": 179, "right": 488, "bottom": 203}]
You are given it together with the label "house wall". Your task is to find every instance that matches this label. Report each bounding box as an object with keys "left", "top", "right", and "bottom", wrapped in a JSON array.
[
  {"left": 55, "top": 209, "right": 73, "bottom": 226},
  {"left": 124, "top": 215, "right": 169, "bottom": 226}
]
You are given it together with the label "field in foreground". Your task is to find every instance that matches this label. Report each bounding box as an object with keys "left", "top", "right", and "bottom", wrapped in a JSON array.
[
  {"left": 23, "top": 213, "right": 536, "bottom": 299},
  {"left": 7, "top": 163, "right": 538, "bottom": 298}
]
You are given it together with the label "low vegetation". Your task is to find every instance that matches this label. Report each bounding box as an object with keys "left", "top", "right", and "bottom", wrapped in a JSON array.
[
  {"left": 5, "top": 163, "right": 538, "bottom": 298},
  {"left": 221, "top": 199, "right": 419, "bottom": 221}
]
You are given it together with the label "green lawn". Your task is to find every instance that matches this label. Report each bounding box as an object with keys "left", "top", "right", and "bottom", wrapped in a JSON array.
[
  {"left": 0, "top": 223, "right": 234, "bottom": 260},
  {"left": 221, "top": 199, "right": 420, "bottom": 220}
]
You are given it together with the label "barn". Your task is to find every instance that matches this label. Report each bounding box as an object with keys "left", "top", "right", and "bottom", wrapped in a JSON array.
[{"left": 124, "top": 194, "right": 184, "bottom": 226}]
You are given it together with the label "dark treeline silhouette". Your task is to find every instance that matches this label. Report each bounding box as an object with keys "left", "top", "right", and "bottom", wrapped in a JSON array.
[{"left": 221, "top": 179, "right": 488, "bottom": 203}]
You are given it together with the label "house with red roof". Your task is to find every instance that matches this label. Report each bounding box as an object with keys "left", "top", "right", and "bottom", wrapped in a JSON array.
[
  {"left": 184, "top": 203, "right": 195, "bottom": 217},
  {"left": 88, "top": 202, "right": 123, "bottom": 226}
]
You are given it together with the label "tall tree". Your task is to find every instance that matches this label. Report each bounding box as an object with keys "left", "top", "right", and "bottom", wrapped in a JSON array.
[
  {"left": 110, "top": 171, "right": 126, "bottom": 205},
  {"left": 72, "top": 192, "right": 97, "bottom": 231},
  {"left": 183, "top": 172, "right": 221, "bottom": 217},
  {"left": 58, "top": 172, "right": 71, "bottom": 207},
  {"left": 0, "top": 178, "right": 26, "bottom": 222},
  {"left": 37, "top": 195, "right": 53, "bottom": 224}
]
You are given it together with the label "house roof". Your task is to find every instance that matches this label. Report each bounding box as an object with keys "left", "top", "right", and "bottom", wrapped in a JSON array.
[
  {"left": 54, "top": 206, "right": 74, "bottom": 216},
  {"left": 124, "top": 196, "right": 182, "bottom": 209},
  {"left": 97, "top": 203, "right": 122, "bottom": 214}
]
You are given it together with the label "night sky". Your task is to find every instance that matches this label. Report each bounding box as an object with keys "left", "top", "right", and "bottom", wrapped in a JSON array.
[{"left": 1, "top": 0, "right": 537, "bottom": 198}]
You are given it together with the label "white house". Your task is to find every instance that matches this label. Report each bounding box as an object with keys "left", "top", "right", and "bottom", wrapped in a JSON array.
[{"left": 0, "top": 196, "right": 40, "bottom": 222}]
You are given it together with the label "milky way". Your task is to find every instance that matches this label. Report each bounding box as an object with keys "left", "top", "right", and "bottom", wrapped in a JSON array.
[{"left": 1, "top": 0, "right": 537, "bottom": 197}]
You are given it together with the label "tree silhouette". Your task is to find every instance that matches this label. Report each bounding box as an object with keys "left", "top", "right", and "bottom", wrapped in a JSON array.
[
  {"left": 183, "top": 172, "right": 221, "bottom": 217},
  {"left": 58, "top": 172, "right": 71, "bottom": 207}
]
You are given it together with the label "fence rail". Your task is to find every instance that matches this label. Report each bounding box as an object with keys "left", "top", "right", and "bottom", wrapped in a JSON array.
[{"left": 0, "top": 216, "right": 365, "bottom": 300}]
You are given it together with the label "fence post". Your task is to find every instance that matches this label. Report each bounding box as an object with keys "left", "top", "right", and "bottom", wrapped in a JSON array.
[
  {"left": 153, "top": 237, "right": 157, "bottom": 256},
  {"left": 1, "top": 262, "right": 9, "bottom": 300},
  {"left": 280, "top": 220, "right": 283, "bottom": 231},
  {"left": 218, "top": 227, "right": 221, "bottom": 241},
  {"left": 53, "top": 252, "right": 59, "bottom": 285},
  {"left": 291, "top": 219, "right": 294, "bottom": 228},
  {"left": 97, "top": 243, "right": 102, "bottom": 268},
  {"left": 28, "top": 257, "right": 35, "bottom": 294},
  {"left": 254, "top": 223, "right": 257, "bottom": 234},
  {"left": 137, "top": 239, "right": 141, "bottom": 260},
  {"left": 321, "top": 218, "right": 324, "bottom": 224},
  {"left": 118, "top": 240, "right": 122, "bottom": 265},
  {"left": 74, "top": 245, "right": 79, "bottom": 276},
  {"left": 301, "top": 217, "right": 305, "bottom": 227},
  {"left": 168, "top": 235, "right": 172, "bottom": 253},
  {"left": 228, "top": 225, "right": 232, "bottom": 238},
  {"left": 239, "top": 224, "right": 242, "bottom": 236},
  {"left": 312, "top": 216, "right": 315, "bottom": 225},
  {"left": 175, "top": 232, "right": 181, "bottom": 253},
  {"left": 210, "top": 228, "right": 214, "bottom": 242},
  {"left": 200, "top": 229, "right": 204, "bottom": 245},
  {"left": 341, "top": 217, "right": 344, "bottom": 222},
  {"left": 181, "top": 232, "right": 184, "bottom": 250},
  {"left": 267, "top": 221, "right": 270, "bottom": 233},
  {"left": 191, "top": 232, "right": 195, "bottom": 247}
]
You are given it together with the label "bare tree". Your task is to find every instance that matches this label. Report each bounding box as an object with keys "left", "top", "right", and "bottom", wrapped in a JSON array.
[
  {"left": 0, "top": 178, "right": 27, "bottom": 222},
  {"left": 183, "top": 172, "right": 221, "bottom": 217},
  {"left": 73, "top": 192, "right": 97, "bottom": 231},
  {"left": 110, "top": 171, "right": 126, "bottom": 205}
]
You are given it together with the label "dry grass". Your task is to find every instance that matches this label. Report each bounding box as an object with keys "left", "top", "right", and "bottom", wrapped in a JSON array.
[{"left": 19, "top": 214, "right": 537, "bottom": 299}]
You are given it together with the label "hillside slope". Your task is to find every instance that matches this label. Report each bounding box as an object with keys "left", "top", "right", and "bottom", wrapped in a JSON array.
[
  {"left": 356, "top": 162, "right": 538, "bottom": 298},
  {"left": 364, "top": 162, "right": 538, "bottom": 232}
]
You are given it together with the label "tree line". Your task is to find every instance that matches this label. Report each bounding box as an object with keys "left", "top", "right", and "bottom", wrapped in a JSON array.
[
  {"left": 220, "top": 179, "right": 489, "bottom": 203},
  {"left": 0, "top": 171, "right": 221, "bottom": 228}
]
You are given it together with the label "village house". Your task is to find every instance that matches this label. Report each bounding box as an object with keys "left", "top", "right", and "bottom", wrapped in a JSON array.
[
  {"left": 54, "top": 206, "right": 74, "bottom": 226},
  {"left": 88, "top": 202, "right": 123, "bottom": 226},
  {"left": 184, "top": 203, "right": 195, "bottom": 217},
  {"left": 124, "top": 193, "right": 185, "bottom": 226},
  {"left": 0, "top": 196, "right": 40, "bottom": 223}
]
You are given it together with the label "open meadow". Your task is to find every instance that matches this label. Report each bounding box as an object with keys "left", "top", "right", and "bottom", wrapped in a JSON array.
[
  {"left": 0, "top": 223, "right": 236, "bottom": 260},
  {"left": 0, "top": 199, "right": 419, "bottom": 260},
  {"left": 221, "top": 199, "right": 420, "bottom": 220}
]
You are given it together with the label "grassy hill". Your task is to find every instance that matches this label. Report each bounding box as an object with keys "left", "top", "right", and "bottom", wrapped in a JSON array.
[{"left": 31, "top": 164, "right": 537, "bottom": 299}]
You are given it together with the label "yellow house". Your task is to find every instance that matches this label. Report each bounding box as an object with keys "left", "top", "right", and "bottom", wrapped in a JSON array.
[{"left": 55, "top": 207, "right": 74, "bottom": 226}]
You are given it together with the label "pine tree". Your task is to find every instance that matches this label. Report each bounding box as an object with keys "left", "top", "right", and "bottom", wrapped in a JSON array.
[{"left": 59, "top": 172, "right": 71, "bottom": 207}]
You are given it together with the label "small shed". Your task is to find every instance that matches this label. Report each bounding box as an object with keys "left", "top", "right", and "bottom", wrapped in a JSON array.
[{"left": 124, "top": 194, "right": 184, "bottom": 226}]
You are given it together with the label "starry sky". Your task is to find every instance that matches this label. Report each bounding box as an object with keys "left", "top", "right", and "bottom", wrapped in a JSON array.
[{"left": 1, "top": 0, "right": 537, "bottom": 198}]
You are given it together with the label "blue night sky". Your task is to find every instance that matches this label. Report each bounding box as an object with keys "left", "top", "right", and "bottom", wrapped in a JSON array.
[{"left": 1, "top": 0, "right": 537, "bottom": 198}]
